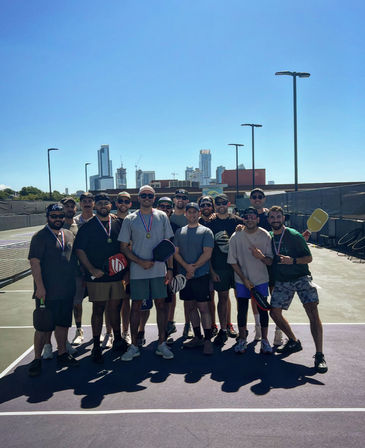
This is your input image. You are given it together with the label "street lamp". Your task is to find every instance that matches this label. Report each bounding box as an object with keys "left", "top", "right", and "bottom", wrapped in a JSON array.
[
  {"left": 47, "top": 148, "right": 60, "bottom": 200},
  {"left": 241, "top": 123, "right": 262, "bottom": 190},
  {"left": 228, "top": 143, "right": 244, "bottom": 203},
  {"left": 275, "top": 71, "right": 310, "bottom": 191},
  {"left": 85, "top": 162, "right": 91, "bottom": 192}
]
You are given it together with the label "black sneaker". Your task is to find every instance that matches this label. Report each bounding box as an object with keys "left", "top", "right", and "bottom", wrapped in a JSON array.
[
  {"left": 91, "top": 346, "right": 104, "bottom": 364},
  {"left": 57, "top": 353, "right": 79, "bottom": 368},
  {"left": 167, "top": 321, "right": 177, "bottom": 336},
  {"left": 211, "top": 324, "right": 218, "bottom": 337},
  {"left": 227, "top": 323, "right": 238, "bottom": 338},
  {"left": 112, "top": 338, "right": 128, "bottom": 353},
  {"left": 214, "top": 329, "right": 228, "bottom": 346},
  {"left": 314, "top": 353, "right": 328, "bottom": 374},
  {"left": 28, "top": 359, "right": 42, "bottom": 377},
  {"left": 276, "top": 339, "right": 302, "bottom": 354}
]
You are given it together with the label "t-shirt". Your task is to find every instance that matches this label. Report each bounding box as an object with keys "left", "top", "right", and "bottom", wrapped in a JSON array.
[
  {"left": 174, "top": 225, "right": 214, "bottom": 277},
  {"left": 206, "top": 214, "right": 244, "bottom": 271},
  {"left": 118, "top": 209, "right": 174, "bottom": 280},
  {"left": 258, "top": 211, "right": 271, "bottom": 231},
  {"left": 73, "top": 215, "right": 125, "bottom": 282},
  {"left": 170, "top": 213, "right": 188, "bottom": 228},
  {"left": 63, "top": 220, "right": 78, "bottom": 236},
  {"left": 28, "top": 226, "right": 76, "bottom": 301},
  {"left": 74, "top": 214, "right": 94, "bottom": 229},
  {"left": 228, "top": 227, "right": 273, "bottom": 286},
  {"left": 270, "top": 227, "right": 312, "bottom": 282}
]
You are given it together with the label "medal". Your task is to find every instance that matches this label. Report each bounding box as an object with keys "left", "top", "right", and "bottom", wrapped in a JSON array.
[
  {"left": 107, "top": 238, "right": 112, "bottom": 243},
  {"left": 139, "top": 210, "right": 153, "bottom": 239},
  {"left": 273, "top": 227, "right": 286, "bottom": 255},
  {"left": 146, "top": 233, "right": 151, "bottom": 239},
  {"left": 96, "top": 215, "right": 112, "bottom": 243}
]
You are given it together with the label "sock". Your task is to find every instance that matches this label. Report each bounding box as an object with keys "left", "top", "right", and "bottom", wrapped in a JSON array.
[
  {"left": 204, "top": 328, "right": 212, "bottom": 340},
  {"left": 93, "top": 336, "right": 100, "bottom": 348},
  {"left": 193, "top": 326, "right": 203, "bottom": 339},
  {"left": 76, "top": 321, "right": 81, "bottom": 329},
  {"left": 113, "top": 330, "right": 121, "bottom": 341}
]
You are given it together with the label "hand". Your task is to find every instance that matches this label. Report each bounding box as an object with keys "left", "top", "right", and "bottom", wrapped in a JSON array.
[
  {"left": 186, "top": 271, "right": 194, "bottom": 280},
  {"left": 211, "top": 271, "right": 220, "bottom": 282},
  {"left": 302, "top": 230, "right": 311, "bottom": 241},
  {"left": 35, "top": 286, "right": 46, "bottom": 300},
  {"left": 185, "top": 264, "right": 196, "bottom": 278},
  {"left": 235, "top": 224, "right": 244, "bottom": 232},
  {"left": 91, "top": 268, "right": 104, "bottom": 278},
  {"left": 244, "top": 279, "right": 254, "bottom": 290},
  {"left": 278, "top": 255, "right": 293, "bottom": 265},
  {"left": 139, "top": 260, "right": 154, "bottom": 270},
  {"left": 250, "top": 247, "right": 265, "bottom": 260},
  {"left": 165, "top": 269, "right": 173, "bottom": 284}
]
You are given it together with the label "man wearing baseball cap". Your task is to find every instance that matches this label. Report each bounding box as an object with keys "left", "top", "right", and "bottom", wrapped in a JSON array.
[{"left": 170, "top": 189, "right": 190, "bottom": 228}]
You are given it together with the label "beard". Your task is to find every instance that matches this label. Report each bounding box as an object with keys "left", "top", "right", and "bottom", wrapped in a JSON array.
[
  {"left": 97, "top": 208, "right": 110, "bottom": 218},
  {"left": 47, "top": 220, "right": 64, "bottom": 230},
  {"left": 270, "top": 222, "right": 283, "bottom": 230}
]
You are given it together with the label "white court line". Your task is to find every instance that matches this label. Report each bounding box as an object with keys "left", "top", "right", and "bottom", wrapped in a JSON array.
[
  {"left": 0, "top": 290, "right": 34, "bottom": 293},
  {"left": 0, "top": 408, "right": 364, "bottom": 416},
  {"left": 0, "top": 345, "right": 34, "bottom": 379}
]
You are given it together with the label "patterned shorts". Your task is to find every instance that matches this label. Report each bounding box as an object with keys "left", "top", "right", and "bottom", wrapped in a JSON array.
[{"left": 271, "top": 275, "right": 319, "bottom": 310}]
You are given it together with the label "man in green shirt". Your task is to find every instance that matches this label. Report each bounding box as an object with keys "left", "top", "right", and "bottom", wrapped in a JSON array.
[{"left": 268, "top": 206, "right": 328, "bottom": 374}]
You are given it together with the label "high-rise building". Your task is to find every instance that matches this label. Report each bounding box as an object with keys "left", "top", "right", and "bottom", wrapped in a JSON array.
[
  {"left": 216, "top": 166, "right": 225, "bottom": 184},
  {"left": 116, "top": 164, "right": 127, "bottom": 189},
  {"left": 185, "top": 167, "right": 194, "bottom": 181},
  {"left": 199, "top": 149, "right": 211, "bottom": 186},
  {"left": 89, "top": 144, "right": 114, "bottom": 190},
  {"left": 136, "top": 170, "right": 155, "bottom": 188}
]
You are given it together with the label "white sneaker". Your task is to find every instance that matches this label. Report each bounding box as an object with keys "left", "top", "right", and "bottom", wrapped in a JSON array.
[
  {"left": 72, "top": 328, "right": 84, "bottom": 346},
  {"left": 101, "top": 333, "right": 113, "bottom": 349},
  {"left": 254, "top": 325, "right": 262, "bottom": 341},
  {"left": 121, "top": 344, "right": 140, "bottom": 361},
  {"left": 155, "top": 342, "right": 174, "bottom": 360},
  {"left": 42, "top": 343, "right": 53, "bottom": 360},
  {"left": 260, "top": 339, "right": 273, "bottom": 354},
  {"left": 273, "top": 328, "right": 284, "bottom": 346},
  {"left": 234, "top": 339, "right": 247, "bottom": 354},
  {"left": 66, "top": 340, "right": 77, "bottom": 355},
  {"left": 122, "top": 331, "right": 131, "bottom": 346}
]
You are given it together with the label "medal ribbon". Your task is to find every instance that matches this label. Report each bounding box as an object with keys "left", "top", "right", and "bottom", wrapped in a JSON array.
[
  {"left": 139, "top": 210, "right": 153, "bottom": 235},
  {"left": 95, "top": 215, "right": 112, "bottom": 240},
  {"left": 273, "top": 226, "right": 286, "bottom": 255},
  {"left": 47, "top": 225, "right": 65, "bottom": 251}
]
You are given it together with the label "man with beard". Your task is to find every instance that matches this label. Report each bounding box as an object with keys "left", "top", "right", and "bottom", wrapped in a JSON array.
[
  {"left": 268, "top": 206, "right": 327, "bottom": 374},
  {"left": 74, "top": 192, "right": 94, "bottom": 227},
  {"left": 28, "top": 203, "right": 78, "bottom": 377},
  {"left": 74, "top": 193, "right": 128, "bottom": 364},
  {"left": 206, "top": 194, "right": 242, "bottom": 345}
]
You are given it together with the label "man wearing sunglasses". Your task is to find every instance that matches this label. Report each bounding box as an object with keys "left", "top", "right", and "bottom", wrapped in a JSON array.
[
  {"left": 119, "top": 185, "right": 175, "bottom": 362},
  {"left": 170, "top": 189, "right": 190, "bottom": 228},
  {"left": 206, "top": 194, "right": 243, "bottom": 345},
  {"left": 28, "top": 203, "right": 78, "bottom": 377}
]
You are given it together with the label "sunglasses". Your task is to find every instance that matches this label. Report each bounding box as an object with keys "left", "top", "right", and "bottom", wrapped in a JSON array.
[
  {"left": 243, "top": 214, "right": 258, "bottom": 220},
  {"left": 251, "top": 194, "right": 264, "bottom": 200},
  {"left": 200, "top": 203, "right": 212, "bottom": 208},
  {"left": 139, "top": 193, "right": 154, "bottom": 199},
  {"left": 215, "top": 200, "right": 228, "bottom": 206},
  {"left": 158, "top": 204, "right": 172, "bottom": 209},
  {"left": 175, "top": 195, "right": 188, "bottom": 200},
  {"left": 118, "top": 199, "right": 131, "bottom": 204},
  {"left": 49, "top": 214, "right": 65, "bottom": 219}
]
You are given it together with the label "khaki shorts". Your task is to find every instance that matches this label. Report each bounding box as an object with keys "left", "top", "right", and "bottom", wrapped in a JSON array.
[{"left": 86, "top": 280, "right": 127, "bottom": 302}]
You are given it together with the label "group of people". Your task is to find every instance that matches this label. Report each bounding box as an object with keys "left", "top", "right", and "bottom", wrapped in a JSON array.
[{"left": 27, "top": 186, "right": 328, "bottom": 377}]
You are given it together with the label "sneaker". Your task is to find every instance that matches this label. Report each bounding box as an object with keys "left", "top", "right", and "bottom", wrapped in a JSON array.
[
  {"left": 101, "top": 333, "right": 113, "bottom": 349},
  {"left": 254, "top": 325, "right": 262, "bottom": 341},
  {"left": 203, "top": 339, "right": 213, "bottom": 355},
  {"left": 66, "top": 340, "right": 77, "bottom": 355},
  {"left": 183, "top": 322, "right": 193, "bottom": 339},
  {"left": 260, "top": 339, "right": 273, "bottom": 354},
  {"left": 42, "top": 343, "right": 53, "bottom": 360},
  {"left": 276, "top": 339, "right": 302, "bottom": 354},
  {"left": 211, "top": 323, "right": 218, "bottom": 337},
  {"left": 183, "top": 336, "right": 204, "bottom": 349},
  {"left": 72, "top": 328, "right": 84, "bottom": 346},
  {"left": 314, "top": 353, "right": 328, "bottom": 374},
  {"left": 57, "top": 352, "right": 79, "bottom": 368},
  {"left": 136, "top": 331, "right": 146, "bottom": 348},
  {"left": 234, "top": 338, "right": 248, "bottom": 354},
  {"left": 28, "top": 359, "right": 42, "bottom": 377},
  {"left": 167, "top": 321, "right": 177, "bottom": 336},
  {"left": 112, "top": 338, "right": 128, "bottom": 353},
  {"left": 214, "top": 329, "right": 228, "bottom": 346},
  {"left": 166, "top": 337, "right": 174, "bottom": 346},
  {"left": 121, "top": 344, "right": 140, "bottom": 361},
  {"left": 273, "top": 328, "right": 283, "bottom": 346},
  {"left": 227, "top": 323, "right": 237, "bottom": 338},
  {"left": 122, "top": 331, "right": 131, "bottom": 346},
  {"left": 156, "top": 342, "right": 174, "bottom": 360},
  {"left": 91, "top": 346, "right": 104, "bottom": 364}
]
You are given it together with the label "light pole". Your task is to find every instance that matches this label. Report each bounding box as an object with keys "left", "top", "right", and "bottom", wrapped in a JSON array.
[
  {"left": 85, "top": 162, "right": 91, "bottom": 192},
  {"left": 228, "top": 144, "right": 244, "bottom": 203},
  {"left": 241, "top": 123, "right": 262, "bottom": 190},
  {"left": 47, "top": 148, "right": 60, "bottom": 200},
  {"left": 275, "top": 71, "right": 310, "bottom": 191}
]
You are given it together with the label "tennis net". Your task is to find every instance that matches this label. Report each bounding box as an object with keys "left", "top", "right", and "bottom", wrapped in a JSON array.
[{"left": 0, "top": 240, "right": 31, "bottom": 286}]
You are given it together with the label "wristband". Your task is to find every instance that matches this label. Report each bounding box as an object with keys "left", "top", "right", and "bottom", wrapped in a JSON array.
[{"left": 167, "top": 267, "right": 173, "bottom": 271}]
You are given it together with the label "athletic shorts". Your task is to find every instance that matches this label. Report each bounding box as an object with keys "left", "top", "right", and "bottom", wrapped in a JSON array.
[
  {"left": 180, "top": 274, "right": 211, "bottom": 302},
  {"left": 270, "top": 275, "right": 319, "bottom": 310},
  {"left": 213, "top": 268, "right": 235, "bottom": 292},
  {"left": 130, "top": 277, "right": 167, "bottom": 301},
  {"left": 236, "top": 282, "right": 269, "bottom": 299},
  {"left": 73, "top": 276, "right": 87, "bottom": 305},
  {"left": 35, "top": 298, "right": 73, "bottom": 329},
  {"left": 86, "top": 280, "right": 127, "bottom": 302}
]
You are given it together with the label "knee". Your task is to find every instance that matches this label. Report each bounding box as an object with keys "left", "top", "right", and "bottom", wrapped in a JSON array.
[{"left": 270, "top": 307, "right": 281, "bottom": 320}]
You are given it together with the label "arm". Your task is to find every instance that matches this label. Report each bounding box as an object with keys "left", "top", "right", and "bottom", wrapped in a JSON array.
[
  {"left": 230, "top": 263, "right": 254, "bottom": 290},
  {"left": 210, "top": 261, "right": 220, "bottom": 282},
  {"left": 249, "top": 247, "right": 273, "bottom": 266},
  {"left": 278, "top": 254, "right": 312, "bottom": 265},
  {"left": 29, "top": 258, "right": 46, "bottom": 300},
  {"left": 193, "top": 246, "right": 213, "bottom": 269},
  {"left": 76, "top": 249, "right": 104, "bottom": 279},
  {"left": 120, "top": 242, "right": 154, "bottom": 270}
]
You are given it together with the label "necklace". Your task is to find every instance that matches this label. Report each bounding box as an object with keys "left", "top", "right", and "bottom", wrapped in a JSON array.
[
  {"left": 95, "top": 215, "right": 112, "bottom": 243},
  {"left": 139, "top": 210, "right": 153, "bottom": 238}
]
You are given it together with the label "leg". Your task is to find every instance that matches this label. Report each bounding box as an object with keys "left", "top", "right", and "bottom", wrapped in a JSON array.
[
  {"left": 54, "top": 325, "right": 68, "bottom": 355},
  {"left": 303, "top": 302, "right": 323, "bottom": 353},
  {"left": 34, "top": 330, "right": 48, "bottom": 359},
  {"left": 196, "top": 301, "right": 212, "bottom": 332},
  {"left": 121, "top": 297, "right": 130, "bottom": 333},
  {"left": 269, "top": 307, "right": 297, "bottom": 341},
  {"left": 217, "top": 290, "right": 229, "bottom": 330},
  {"left": 168, "top": 293, "right": 176, "bottom": 321},
  {"left": 130, "top": 300, "right": 142, "bottom": 346},
  {"left": 154, "top": 298, "right": 167, "bottom": 344},
  {"left": 104, "top": 301, "right": 112, "bottom": 335},
  {"left": 236, "top": 297, "right": 249, "bottom": 339},
  {"left": 108, "top": 299, "right": 122, "bottom": 339},
  {"left": 92, "top": 301, "right": 106, "bottom": 346}
]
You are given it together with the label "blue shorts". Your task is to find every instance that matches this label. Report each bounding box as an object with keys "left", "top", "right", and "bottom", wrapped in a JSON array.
[{"left": 235, "top": 282, "right": 269, "bottom": 299}]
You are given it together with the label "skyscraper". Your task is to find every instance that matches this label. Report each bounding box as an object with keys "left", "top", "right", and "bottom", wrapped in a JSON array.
[
  {"left": 89, "top": 144, "right": 114, "bottom": 190},
  {"left": 199, "top": 149, "right": 211, "bottom": 186},
  {"left": 216, "top": 166, "right": 225, "bottom": 184},
  {"left": 136, "top": 170, "right": 155, "bottom": 188},
  {"left": 116, "top": 164, "right": 127, "bottom": 189}
]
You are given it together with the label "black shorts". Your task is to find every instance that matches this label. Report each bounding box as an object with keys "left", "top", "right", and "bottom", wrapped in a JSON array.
[
  {"left": 213, "top": 268, "right": 235, "bottom": 292},
  {"left": 180, "top": 274, "right": 211, "bottom": 302},
  {"left": 35, "top": 298, "right": 73, "bottom": 329}
]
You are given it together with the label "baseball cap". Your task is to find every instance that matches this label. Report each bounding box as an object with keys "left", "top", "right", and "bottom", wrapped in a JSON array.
[
  {"left": 61, "top": 196, "right": 76, "bottom": 205},
  {"left": 185, "top": 202, "right": 200, "bottom": 212},
  {"left": 117, "top": 191, "right": 131, "bottom": 199},
  {"left": 250, "top": 188, "right": 265, "bottom": 197},
  {"left": 94, "top": 193, "right": 111, "bottom": 203},
  {"left": 80, "top": 192, "right": 94, "bottom": 201},
  {"left": 46, "top": 203, "right": 64, "bottom": 216},
  {"left": 157, "top": 196, "right": 173, "bottom": 205},
  {"left": 198, "top": 195, "right": 214, "bottom": 207},
  {"left": 243, "top": 206, "right": 259, "bottom": 217},
  {"left": 175, "top": 189, "right": 189, "bottom": 197},
  {"left": 214, "top": 193, "right": 229, "bottom": 203},
  {"left": 139, "top": 185, "right": 155, "bottom": 195}
]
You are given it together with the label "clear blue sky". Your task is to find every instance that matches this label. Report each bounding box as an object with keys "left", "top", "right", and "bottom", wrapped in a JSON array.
[{"left": 0, "top": 0, "right": 364, "bottom": 193}]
